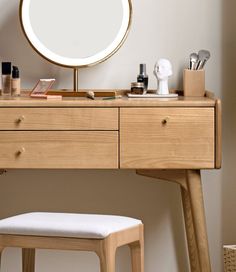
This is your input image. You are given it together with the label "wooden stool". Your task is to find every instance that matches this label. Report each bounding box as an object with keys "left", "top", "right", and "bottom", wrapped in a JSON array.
[{"left": 0, "top": 212, "right": 144, "bottom": 272}]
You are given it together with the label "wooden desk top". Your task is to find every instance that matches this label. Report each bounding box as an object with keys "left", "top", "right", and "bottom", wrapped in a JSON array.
[{"left": 0, "top": 95, "right": 216, "bottom": 107}]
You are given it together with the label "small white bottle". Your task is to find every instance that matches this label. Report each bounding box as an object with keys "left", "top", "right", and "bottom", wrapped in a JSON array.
[
  {"left": 1, "top": 62, "right": 11, "bottom": 96},
  {"left": 11, "top": 66, "right": 21, "bottom": 96}
]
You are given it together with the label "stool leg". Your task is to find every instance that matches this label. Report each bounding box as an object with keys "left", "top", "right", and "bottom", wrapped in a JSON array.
[
  {"left": 100, "top": 253, "right": 116, "bottom": 272},
  {"left": 98, "top": 239, "right": 116, "bottom": 272},
  {"left": 129, "top": 239, "right": 144, "bottom": 272},
  {"left": 22, "top": 249, "right": 35, "bottom": 272},
  {"left": 0, "top": 247, "right": 4, "bottom": 270}
]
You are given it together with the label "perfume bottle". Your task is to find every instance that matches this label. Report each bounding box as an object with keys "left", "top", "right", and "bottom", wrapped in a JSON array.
[
  {"left": 1, "top": 62, "right": 11, "bottom": 96},
  {"left": 137, "top": 64, "right": 148, "bottom": 92}
]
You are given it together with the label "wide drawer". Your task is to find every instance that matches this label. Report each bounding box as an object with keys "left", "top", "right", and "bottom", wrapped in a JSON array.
[
  {"left": 0, "top": 108, "right": 118, "bottom": 130},
  {"left": 120, "top": 108, "right": 215, "bottom": 169},
  {"left": 0, "top": 131, "right": 118, "bottom": 169}
]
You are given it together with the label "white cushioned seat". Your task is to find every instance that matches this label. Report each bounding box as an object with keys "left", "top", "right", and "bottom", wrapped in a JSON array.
[{"left": 0, "top": 212, "right": 142, "bottom": 239}]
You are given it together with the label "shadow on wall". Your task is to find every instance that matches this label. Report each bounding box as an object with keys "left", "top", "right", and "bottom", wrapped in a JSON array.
[{"left": 222, "top": 0, "right": 236, "bottom": 244}]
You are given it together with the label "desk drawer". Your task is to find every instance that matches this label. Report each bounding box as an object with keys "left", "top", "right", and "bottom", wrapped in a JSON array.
[
  {"left": 0, "top": 108, "right": 118, "bottom": 130},
  {"left": 120, "top": 108, "right": 215, "bottom": 169},
  {"left": 0, "top": 131, "right": 118, "bottom": 169}
]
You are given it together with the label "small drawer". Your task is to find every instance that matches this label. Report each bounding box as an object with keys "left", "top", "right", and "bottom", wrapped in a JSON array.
[
  {"left": 0, "top": 108, "right": 118, "bottom": 130},
  {"left": 0, "top": 131, "right": 118, "bottom": 169},
  {"left": 120, "top": 108, "right": 215, "bottom": 169}
]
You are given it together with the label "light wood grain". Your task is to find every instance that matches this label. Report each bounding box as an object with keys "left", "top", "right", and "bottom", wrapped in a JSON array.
[
  {"left": 46, "top": 90, "right": 116, "bottom": 97},
  {"left": 0, "top": 131, "right": 118, "bottom": 169},
  {"left": 129, "top": 225, "right": 144, "bottom": 272},
  {"left": 137, "top": 170, "right": 201, "bottom": 271},
  {"left": 99, "top": 237, "right": 116, "bottom": 272},
  {"left": 187, "top": 170, "right": 211, "bottom": 272},
  {"left": 215, "top": 99, "right": 222, "bottom": 169},
  {"left": 0, "top": 95, "right": 220, "bottom": 271},
  {"left": 0, "top": 225, "right": 142, "bottom": 252},
  {"left": 136, "top": 169, "right": 187, "bottom": 189},
  {"left": 0, "top": 108, "right": 118, "bottom": 130},
  {"left": 0, "top": 234, "right": 101, "bottom": 252},
  {"left": 0, "top": 94, "right": 216, "bottom": 107},
  {"left": 22, "top": 249, "right": 35, "bottom": 272},
  {"left": 0, "top": 225, "right": 143, "bottom": 272},
  {"left": 181, "top": 187, "right": 201, "bottom": 272},
  {"left": 121, "top": 108, "right": 215, "bottom": 169},
  {"left": 183, "top": 69, "right": 205, "bottom": 97}
]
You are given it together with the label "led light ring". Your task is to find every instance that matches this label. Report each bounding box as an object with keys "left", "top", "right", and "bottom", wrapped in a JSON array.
[{"left": 20, "top": 0, "right": 132, "bottom": 68}]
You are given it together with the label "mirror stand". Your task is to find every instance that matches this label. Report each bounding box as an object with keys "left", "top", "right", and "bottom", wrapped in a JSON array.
[
  {"left": 73, "top": 68, "right": 79, "bottom": 92},
  {"left": 47, "top": 68, "right": 83, "bottom": 97},
  {"left": 47, "top": 68, "right": 81, "bottom": 97},
  {"left": 47, "top": 67, "right": 116, "bottom": 97}
]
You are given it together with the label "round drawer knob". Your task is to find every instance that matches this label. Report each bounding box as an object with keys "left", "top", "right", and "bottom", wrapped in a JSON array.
[
  {"left": 17, "top": 115, "right": 25, "bottom": 123},
  {"left": 162, "top": 117, "right": 170, "bottom": 125},
  {"left": 17, "top": 147, "right": 25, "bottom": 156}
]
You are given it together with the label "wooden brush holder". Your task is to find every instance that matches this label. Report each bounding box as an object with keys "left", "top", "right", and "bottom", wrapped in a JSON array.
[{"left": 183, "top": 69, "right": 205, "bottom": 97}]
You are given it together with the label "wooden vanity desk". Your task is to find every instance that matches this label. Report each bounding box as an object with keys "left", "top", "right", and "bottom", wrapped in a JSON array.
[{"left": 0, "top": 91, "right": 221, "bottom": 272}]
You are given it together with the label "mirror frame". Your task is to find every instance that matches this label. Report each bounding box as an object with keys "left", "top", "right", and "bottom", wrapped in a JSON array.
[{"left": 19, "top": 0, "right": 132, "bottom": 68}]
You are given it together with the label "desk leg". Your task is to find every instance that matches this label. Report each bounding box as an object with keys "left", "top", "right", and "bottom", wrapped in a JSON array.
[
  {"left": 186, "top": 170, "right": 211, "bottom": 272},
  {"left": 181, "top": 186, "right": 201, "bottom": 272},
  {"left": 136, "top": 169, "right": 211, "bottom": 272}
]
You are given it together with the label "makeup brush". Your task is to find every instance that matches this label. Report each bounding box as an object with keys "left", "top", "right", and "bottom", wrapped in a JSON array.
[
  {"left": 189, "top": 53, "right": 199, "bottom": 70},
  {"left": 196, "top": 50, "right": 211, "bottom": 70}
]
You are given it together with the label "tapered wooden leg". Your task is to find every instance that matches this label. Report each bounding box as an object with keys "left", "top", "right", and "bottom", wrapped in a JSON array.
[
  {"left": 99, "top": 251, "right": 116, "bottom": 272},
  {"left": 129, "top": 239, "right": 144, "bottom": 272},
  {"left": 186, "top": 170, "right": 211, "bottom": 272},
  {"left": 181, "top": 187, "right": 200, "bottom": 271},
  {"left": 99, "top": 239, "right": 116, "bottom": 272},
  {"left": 136, "top": 169, "right": 212, "bottom": 272},
  {"left": 22, "top": 248, "right": 35, "bottom": 272}
]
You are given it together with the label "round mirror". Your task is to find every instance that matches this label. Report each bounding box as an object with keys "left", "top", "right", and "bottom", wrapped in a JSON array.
[{"left": 20, "top": 0, "right": 132, "bottom": 68}]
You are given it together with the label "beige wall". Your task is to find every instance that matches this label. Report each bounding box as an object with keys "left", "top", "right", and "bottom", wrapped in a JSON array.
[{"left": 0, "top": 0, "right": 234, "bottom": 271}]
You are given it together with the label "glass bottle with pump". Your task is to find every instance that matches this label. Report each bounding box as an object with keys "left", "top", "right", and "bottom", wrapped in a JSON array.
[
  {"left": 137, "top": 64, "right": 148, "bottom": 93},
  {"left": 11, "top": 66, "right": 21, "bottom": 96}
]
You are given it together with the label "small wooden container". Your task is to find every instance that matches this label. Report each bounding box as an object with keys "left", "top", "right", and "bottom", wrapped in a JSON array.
[{"left": 183, "top": 69, "right": 205, "bottom": 97}]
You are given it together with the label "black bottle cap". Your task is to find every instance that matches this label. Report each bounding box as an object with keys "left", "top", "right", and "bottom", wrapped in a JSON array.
[
  {"left": 139, "top": 64, "right": 147, "bottom": 75},
  {"left": 12, "top": 66, "right": 20, "bottom": 79},
  {"left": 2, "top": 62, "right": 11, "bottom": 75}
]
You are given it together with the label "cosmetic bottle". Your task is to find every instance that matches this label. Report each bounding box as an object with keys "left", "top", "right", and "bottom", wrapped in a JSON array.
[
  {"left": 137, "top": 64, "right": 148, "bottom": 92},
  {"left": 1, "top": 62, "right": 11, "bottom": 96},
  {"left": 11, "top": 66, "right": 21, "bottom": 96}
]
